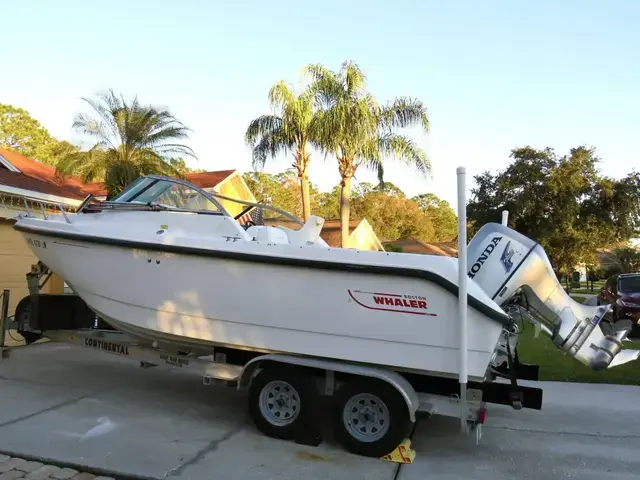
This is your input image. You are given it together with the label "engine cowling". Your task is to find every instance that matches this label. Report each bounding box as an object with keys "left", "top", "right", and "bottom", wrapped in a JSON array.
[{"left": 467, "top": 222, "right": 639, "bottom": 370}]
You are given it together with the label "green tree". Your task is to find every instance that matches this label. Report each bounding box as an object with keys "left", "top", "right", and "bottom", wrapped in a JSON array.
[
  {"left": 304, "top": 61, "right": 431, "bottom": 247},
  {"left": 55, "top": 90, "right": 196, "bottom": 197},
  {"left": 412, "top": 193, "right": 458, "bottom": 242},
  {"left": 242, "top": 170, "right": 322, "bottom": 220},
  {"left": 467, "top": 146, "right": 640, "bottom": 277},
  {"left": 0, "top": 104, "right": 79, "bottom": 165},
  {"left": 245, "top": 80, "right": 321, "bottom": 222},
  {"left": 314, "top": 185, "right": 342, "bottom": 220},
  {"left": 609, "top": 245, "right": 640, "bottom": 273},
  {"left": 243, "top": 170, "right": 299, "bottom": 215},
  {"left": 352, "top": 190, "right": 435, "bottom": 242}
]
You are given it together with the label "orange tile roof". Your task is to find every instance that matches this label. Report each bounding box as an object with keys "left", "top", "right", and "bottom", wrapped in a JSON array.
[
  {"left": 0, "top": 169, "right": 85, "bottom": 200},
  {"left": 0, "top": 148, "right": 94, "bottom": 199},
  {"left": 184, "top": 170, "right": 237, "bottom": 189}
]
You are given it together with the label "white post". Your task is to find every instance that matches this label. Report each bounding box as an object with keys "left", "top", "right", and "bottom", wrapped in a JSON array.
[
  {"left": 456, "top": 166, "right": 468, "bottom": 432},
  {"left": 501, "top": 210, "right": 509, "bottom": 226}
]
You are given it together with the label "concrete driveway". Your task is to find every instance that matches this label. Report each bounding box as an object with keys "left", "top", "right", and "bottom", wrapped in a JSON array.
[{"left": 1, "top": 343, "right": 639, "bottom": 480}]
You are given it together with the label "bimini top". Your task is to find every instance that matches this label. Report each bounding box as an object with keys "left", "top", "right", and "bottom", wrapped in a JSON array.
[{"left": 78, "top": 174, "right": 303, "bottom": 227}]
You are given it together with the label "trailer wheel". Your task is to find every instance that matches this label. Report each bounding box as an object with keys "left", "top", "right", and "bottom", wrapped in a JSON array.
[
  {"left": 248, "top": 364, "right": 315, "bottom": 440},
  {"left": 332, "top": 378, "right": 412, "bottom": 458}
]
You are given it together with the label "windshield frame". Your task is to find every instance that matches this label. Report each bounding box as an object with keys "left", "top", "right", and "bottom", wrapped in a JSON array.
[
  {"left": 618, "top": 274, "right": 640, "bottom": 294},
  {"left": 80, "top": 174, "right": 305, "bottom": 226}
]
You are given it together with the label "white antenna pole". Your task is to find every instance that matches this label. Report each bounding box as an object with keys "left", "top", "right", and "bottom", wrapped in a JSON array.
[
  {"left": 456, "top": 166, "right": 468, "bottom": 432},
  {"left": 501, "top": 210, "right": 509, "bottom": 226}
]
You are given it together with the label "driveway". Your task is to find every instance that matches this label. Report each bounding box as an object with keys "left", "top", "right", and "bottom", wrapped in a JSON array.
[{"left": 0, "top": 343, "right": 639, "bottom": 479}]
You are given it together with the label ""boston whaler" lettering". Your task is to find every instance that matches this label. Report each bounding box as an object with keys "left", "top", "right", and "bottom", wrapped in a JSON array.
[
  {"left": 373, "top": 295, "right": 428, "bottom": 309},
  {"left": 348, "top": 290, "right": 437, "bottom": 316},
  {"left": 468, "top": 236, "right": 502, "bottom": 279}
]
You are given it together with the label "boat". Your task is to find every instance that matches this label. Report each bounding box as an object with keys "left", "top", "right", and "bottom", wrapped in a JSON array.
[
  {"left": 11, "top": 174, "right": 640, "bottom": 379},
  {"left": 9, "top": 173, "right": 640, "bottom": 458}
]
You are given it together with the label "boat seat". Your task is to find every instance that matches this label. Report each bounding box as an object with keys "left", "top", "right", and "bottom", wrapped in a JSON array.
[
  {"left": 278, "top": 216, "right": 329, "bottom": 246},
  {"left": 244, "top": 216, "right": 329, "bottom": 247},
  {"left": 245, "top": 225, "right": 290, "bottom": 244}
]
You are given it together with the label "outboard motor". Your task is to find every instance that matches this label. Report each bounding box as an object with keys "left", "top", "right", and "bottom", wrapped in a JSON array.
[{"left": 467, "top": 222, "right": 640, "bottom": 371}]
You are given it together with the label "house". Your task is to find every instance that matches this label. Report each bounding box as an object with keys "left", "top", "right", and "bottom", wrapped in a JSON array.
[
  {"left": 0, "top": 148, "right": 255, "bottom": 316},
  {"left": 317, "top": 219, "right": 385, "bottom": 250},
  {"left": 383, "top": 239, "right": 458, "bottom": 257},
  {"left": 0, "top": 148, "right": 88, "bottom": 315},
  {"left": 264, "top": 217, "right": 385, "bottom": 251}
]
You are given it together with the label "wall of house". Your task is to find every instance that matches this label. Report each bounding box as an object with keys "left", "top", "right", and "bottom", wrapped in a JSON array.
[
  {"left": 0, "top": 219, "right": 64, "bottom": 318},
  {"left": 213, "top": 174, "right": 256, "bottom": 217},
  {"left": 0, "top": 201, "right": 29, "bottom": 221},
  {"left": 348, "top": 224, "right": 384, "bottom": 251}
]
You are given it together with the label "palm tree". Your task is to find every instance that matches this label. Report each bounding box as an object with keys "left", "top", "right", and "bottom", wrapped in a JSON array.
[
  {"left": 56, "top": 89, "right": 196, "bottom": 198},
  {"left": 304, "top": 61, "right": 431, "bottom": 247},
  {"left": 611, "top": 245, "right": 640, "bottom": 273},
  {"left": 245, "top": 81, "right": 317, "bottom": 221}
]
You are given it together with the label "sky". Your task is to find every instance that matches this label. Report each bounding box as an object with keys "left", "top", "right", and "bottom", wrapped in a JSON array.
[{"left": 1, "top": 0, "right": 638, "bottom": 209}]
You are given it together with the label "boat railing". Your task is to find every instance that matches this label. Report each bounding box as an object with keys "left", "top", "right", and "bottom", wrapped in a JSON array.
[{"left": 4, "top": 192, "right": 74, "bottom": 224}]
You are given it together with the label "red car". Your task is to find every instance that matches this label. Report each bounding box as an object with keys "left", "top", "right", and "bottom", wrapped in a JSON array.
[{"left": 597, "top": 273, "right": 640, "bottom": 332}]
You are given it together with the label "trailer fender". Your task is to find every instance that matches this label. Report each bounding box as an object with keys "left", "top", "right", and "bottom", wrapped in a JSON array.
[{"left": 238, "top": 354, "right": 420, "bottom": 422}]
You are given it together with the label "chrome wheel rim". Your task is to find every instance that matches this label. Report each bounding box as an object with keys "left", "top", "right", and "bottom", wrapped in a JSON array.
[
  {"left": 343, "top": 392, "right": 390, "bottom": 442},
  {"left": 258, "top": 380, "right": 301, "bottom": 426}
]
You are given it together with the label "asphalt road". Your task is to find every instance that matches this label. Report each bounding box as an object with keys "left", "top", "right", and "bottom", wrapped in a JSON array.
[{"left": 0, "top": 342, "right": 639, "bottom": 480}]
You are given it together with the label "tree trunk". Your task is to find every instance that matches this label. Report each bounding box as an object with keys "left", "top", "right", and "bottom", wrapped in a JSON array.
[
  {"left": 340, "top": 175, "right": 352, "bottom": 248},
  {"left": 300, "top": 172, "right": 311, "bottom": 222},
  {"left": 295, "top": 147, "right": 311, "bottom": 222}
]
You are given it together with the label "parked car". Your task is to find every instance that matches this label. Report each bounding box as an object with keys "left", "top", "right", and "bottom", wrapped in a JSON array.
[{"left": 597, "top": 273, "right": 640, "bottom": 334}]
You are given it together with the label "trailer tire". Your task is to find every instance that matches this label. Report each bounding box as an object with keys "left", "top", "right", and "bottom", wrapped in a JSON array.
[
  {"left": 247, "top": 364, "right": 316, "bottom": 441},
  {"left": 332, "top": 378, "right": 412, "bottom": 458}
]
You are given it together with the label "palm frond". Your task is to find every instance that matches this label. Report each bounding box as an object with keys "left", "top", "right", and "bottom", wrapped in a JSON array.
[
  {"left": 377, "top": 133, "right": 432, "bottom": 177},
  {"left": 78, "top": 90, "right": 122, "bottom": 144},
  {"left": 251, "top": 127, "right": 294, "bottom": 170},
  {"left": 303, "top": 63, "right": 344, "bottom": 110},
  {"left": 245, "top": 115, "right": 284, "bottom": 146},
  {"left": 341, "top": 61, "right": 367, "bottom": 98},
  {"left": 381, "top": 97, "right": 430, "bottom": 133},
  {"left": 65, "top": 89, "right": 196, "bottom": 188},
  {"left": 268, "top": 81, "right": 297, "bottom": 111}
]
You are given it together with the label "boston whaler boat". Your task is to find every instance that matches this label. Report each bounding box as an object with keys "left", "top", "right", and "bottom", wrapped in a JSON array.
[{"left": 10, "top": 173, "right": 640, "bottom": 458}]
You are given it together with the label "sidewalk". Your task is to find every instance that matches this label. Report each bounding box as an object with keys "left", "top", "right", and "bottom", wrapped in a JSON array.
[{"left": 0, "top": 454, "right": 114, "bottom": 480}]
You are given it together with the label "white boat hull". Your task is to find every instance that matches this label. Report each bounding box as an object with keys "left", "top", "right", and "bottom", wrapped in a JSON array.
[{"left": 15, "top": 212, "right": 507, "bottom": 381}]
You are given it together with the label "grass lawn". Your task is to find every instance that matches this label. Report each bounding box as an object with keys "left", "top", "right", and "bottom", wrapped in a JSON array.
[
  {"left": 570, "top": 295, "right": 587, "bottom": 304},
  {"left": 517, "top": 324, "right": 640, "bottom": 385},
  {"left": 567, "top": 280, "right": 605, "bottom": 295}
]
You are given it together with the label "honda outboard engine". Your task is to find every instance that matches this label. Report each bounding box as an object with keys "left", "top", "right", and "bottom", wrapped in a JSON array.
[{"left": 467, "top": 222, "right": 640, "bottom": 371}]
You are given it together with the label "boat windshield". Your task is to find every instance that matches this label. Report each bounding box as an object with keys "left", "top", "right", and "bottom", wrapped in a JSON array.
[
  {"left": 100, "top": 175, "right": 304, "bottom": 227},
  {"left": 113, "top": 176, "right": 222, "bottom": 213}
]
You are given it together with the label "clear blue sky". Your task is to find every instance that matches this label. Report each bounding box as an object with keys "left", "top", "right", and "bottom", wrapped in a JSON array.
[{"left": 1, "top": 0, "right": 638, "bottom": 208}]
